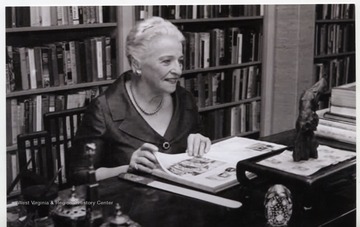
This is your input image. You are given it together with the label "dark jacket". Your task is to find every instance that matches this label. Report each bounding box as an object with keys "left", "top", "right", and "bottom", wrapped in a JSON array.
[{"left": 70, "top": 71, "right": 201, "bottom": 184}]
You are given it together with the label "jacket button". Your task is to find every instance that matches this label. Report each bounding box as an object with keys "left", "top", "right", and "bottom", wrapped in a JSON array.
[{"left": 162, "top": 142, "right": 170, "bottom": 150}]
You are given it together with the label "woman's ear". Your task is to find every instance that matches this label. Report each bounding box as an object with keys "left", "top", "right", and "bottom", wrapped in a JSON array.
[{"left": 130, "top": 57, "right": 141, "bottom": 75}]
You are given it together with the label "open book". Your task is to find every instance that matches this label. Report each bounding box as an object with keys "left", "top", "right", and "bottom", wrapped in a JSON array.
[{"left": 152, "top": 137, "right": 286, "bottom": 193}]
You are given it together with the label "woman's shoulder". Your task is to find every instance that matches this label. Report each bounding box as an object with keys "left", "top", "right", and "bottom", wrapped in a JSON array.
[
  {"left": 176, "top": 83, "right": 192, "bottom": 96},
  {"left": 175, "top": 84, "right": 198, "bottom": 109},
  {"left": 86, "top": 71, "right": 130, "bottom": 110},
  {"left": 104, "top": 71, "right": 131, "bottom": 95}
]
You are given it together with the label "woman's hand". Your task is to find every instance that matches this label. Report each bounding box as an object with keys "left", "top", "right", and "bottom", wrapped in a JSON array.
[
  {"left": 129, "top": 143, "right": 158, "bottom": 173},
  {"left": 186, "top": 133, "right": 211, "bottom": 157}
]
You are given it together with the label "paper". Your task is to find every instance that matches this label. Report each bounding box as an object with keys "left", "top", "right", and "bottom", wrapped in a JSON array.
[{"left": 257, "top": 145, "right": 356, "bottom": 176}]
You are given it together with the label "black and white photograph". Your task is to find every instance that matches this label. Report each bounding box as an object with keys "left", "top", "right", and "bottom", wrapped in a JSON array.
[{"left": 4, "top": 2, "right": 357, "bottom": 227}]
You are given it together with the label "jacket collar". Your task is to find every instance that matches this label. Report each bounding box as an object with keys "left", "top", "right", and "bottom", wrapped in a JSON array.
[
  {"left": 105, "top": 71, "right": 196, "bottom": 143},
  {"left": 105, "top": 71, "right": 133, "bottom": 121}
]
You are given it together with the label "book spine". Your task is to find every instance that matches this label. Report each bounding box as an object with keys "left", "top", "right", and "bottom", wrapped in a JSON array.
[
  {"left": 11, "top": 99, "right": 18, "bottom": 144},
  {"left": 69, "top": 41, "right": 78, "bottom": 84},
  {"left": 35, "top": 95, "right": 42, "bottom": 131},
  {"left": 315, "top": 124, "right": 356, "bottom": 144},
  {"left": 40, "top": 6, "right": 51, "bottom": 26},
  {"left": 95, "top": 38, "right": 104, "bottom": 80},
  {"left": 30, "top": 6, "right": 41, "bottom": 27},
  {"left": 33, "top": 47, "right": 43, "bottom": 88},
  {"left": 27, "top": 48, "right": 37, "bottom": 89},
  {"left": 105, "top": 37, "right": 112, "bottom": 80},
  {"left": 55, "top": 42, "right": 65, "bottom": 86},
  {"left": 72, "top": 6, "right": 80, "bottom": 25},
  {"left": 230, "top": 106, "right": 240, "bottom": 136},
  {"left": 63, "top": 42, "right": 73, "bottom": 85},
  {"left": 329, "top": 105, "right": 356, "bottom": 117},
  {"left": 41, "top": 47, "right": 51, "bottom": 88},
  {"left": 319, "top": 118, "right": 356, "bottom": 131},
  {"left": 48, "top": 44, "right": 58, "bottom": 87},
  {"left": 7, "top": 46, "right": 19, "bottom": 92},
  {"left": 6, "top": 100, "right": 13, "bottom": 145}
]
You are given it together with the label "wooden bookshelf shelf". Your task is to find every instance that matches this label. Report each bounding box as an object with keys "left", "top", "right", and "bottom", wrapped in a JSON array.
[
  {"left": 314, "top": 51, "right": 355, "bottom": 60},
  {"left": 170, "top": 16, "right": 263, "bottom": 24},
  {"left": 315, "top": 19, "right": 355, "bottom": 24},
  {"left": 199, "top": 97, "right": 261, "bottom": 113},
  {"left": 6, "top": 22, "right": 117, "bottom": 33},
  {"left": 183, "top": 62, "right": 262, "bottom": 76},
  {"left": 6, "top": 80, "right": 115, "bottom": 98}
]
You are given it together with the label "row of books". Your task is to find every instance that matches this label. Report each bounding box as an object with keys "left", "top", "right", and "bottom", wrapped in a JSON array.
[
  {"left": 6, "top": 88, "right": 101, "bottom": 146},
  {"left": 315, "top": 4, "right": 355, "bottom": 20},
  {"left": 315, "top": 82, "right": 356, "bottom": 145},
  {"left": 314, "top": 23, "right": 355, "bottom": 56},
  {"left": 6, "top": 6, "right": 116, "bottom": 28},
  {"left": 313, "top": 56, "right": 355, "bottom": 90},
  {"left": 6, "top": 36, "right": 115, "bottom": 93},
  {"left": 202, "top": 101, "right": 261, "bottom": 140},
  {"left": 136, "top": 5, "right": 264, "bottom": 21},
  {"left": 180, "top": 66, "right": 260, "bottom": 108},
  {"left": 182, "top": 28, "right": 262, "bottom": 70}
]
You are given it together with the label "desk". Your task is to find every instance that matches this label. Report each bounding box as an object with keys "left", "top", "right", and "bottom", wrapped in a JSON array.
[
  {"left": 10, "top": 130, "right": 356, "bottom": 227},
  {"left": 93, "top": 130, "right": 356, "bottom": 226}
]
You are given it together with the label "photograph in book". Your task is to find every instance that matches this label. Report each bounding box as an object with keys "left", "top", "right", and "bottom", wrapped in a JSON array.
[{"left": 152, "top": 137, "right": 287, "bottom": 193}]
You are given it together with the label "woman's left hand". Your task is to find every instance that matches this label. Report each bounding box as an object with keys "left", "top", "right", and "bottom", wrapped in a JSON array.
[{"left": 186, "top": 133, "right": 211, "bottom": 157}]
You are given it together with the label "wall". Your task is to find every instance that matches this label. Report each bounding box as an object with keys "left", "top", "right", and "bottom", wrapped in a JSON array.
[{"left": 261, "top": 5, "right": 316, "bottom": 136}]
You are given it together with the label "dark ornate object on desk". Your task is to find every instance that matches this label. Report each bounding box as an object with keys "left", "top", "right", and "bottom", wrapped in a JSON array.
[
  {"left": 293, "top": 77, "right": 327, "bottom": 161},
  {"left": 264, "top": 184, "right": 293, "bottom": 227},
  {"left": 100, "top": 203, "right": 141, "bottom": 227},
  {"left": 52, "top": 185, "right": 87, "bottom": 227}
]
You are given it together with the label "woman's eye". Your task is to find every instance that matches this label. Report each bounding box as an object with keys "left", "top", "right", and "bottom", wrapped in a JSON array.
[{"left": 162, "top": 59, "right": 171, "bottom": 64}]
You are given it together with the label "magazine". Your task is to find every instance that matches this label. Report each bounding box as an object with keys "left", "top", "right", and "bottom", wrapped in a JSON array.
[{"left": 152, "top": 137, "right": 286, "bottom": 193}]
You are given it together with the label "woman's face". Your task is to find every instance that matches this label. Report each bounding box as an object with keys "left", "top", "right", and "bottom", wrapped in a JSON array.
[{"left": 140, "top": 35, "right": 183, "bottom": 94}]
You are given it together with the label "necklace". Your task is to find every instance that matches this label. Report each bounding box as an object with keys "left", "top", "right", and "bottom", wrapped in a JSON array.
[{"left": 130, "top": 83, "right": 163, "bottom": 116}]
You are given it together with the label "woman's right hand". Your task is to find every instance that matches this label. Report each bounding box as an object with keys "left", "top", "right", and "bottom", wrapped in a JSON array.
[{"left": 129, "top": 143, "right": 158, "bottom": 173}]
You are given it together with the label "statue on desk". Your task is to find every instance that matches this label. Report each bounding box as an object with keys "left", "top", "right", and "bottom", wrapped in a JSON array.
[{"left": 293, "top": 77, "right": 328, "bottom": 162}]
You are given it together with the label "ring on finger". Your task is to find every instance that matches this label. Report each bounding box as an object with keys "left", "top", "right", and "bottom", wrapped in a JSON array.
[{"left": 134, "top": 163, "right": 139, "bottom": 170}]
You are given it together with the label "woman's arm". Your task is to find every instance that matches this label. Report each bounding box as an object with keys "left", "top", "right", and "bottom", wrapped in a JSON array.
[{"left": 95, "top": 166, "right": 129, "bottom": 181}]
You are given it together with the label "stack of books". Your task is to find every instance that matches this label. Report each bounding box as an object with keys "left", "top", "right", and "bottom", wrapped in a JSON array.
[{"left": 315, "top": 82, "right": 356, "bottom": 148}]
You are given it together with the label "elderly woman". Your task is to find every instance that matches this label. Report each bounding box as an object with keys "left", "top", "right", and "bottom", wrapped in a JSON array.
[{"left": 70, "top": 17, "right": 211, "bottom": 184}]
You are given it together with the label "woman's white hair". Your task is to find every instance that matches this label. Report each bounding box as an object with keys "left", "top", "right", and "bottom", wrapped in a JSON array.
[{"left": 126, "top": 17, "right": 185, "bottom": 67}]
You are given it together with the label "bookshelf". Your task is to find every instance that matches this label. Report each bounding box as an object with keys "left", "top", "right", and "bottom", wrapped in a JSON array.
[
  {"left": 313, "top": 4, "right": 355, "bottom": 108},
  {"left": 134, "top": 5, "right": 265, "bottom": 140},
  {"left": 5, "top": 6, "right": 119, "bottom": 196},
  {"left": 6, "top": 6, "right": 118, "bottom": 148}
]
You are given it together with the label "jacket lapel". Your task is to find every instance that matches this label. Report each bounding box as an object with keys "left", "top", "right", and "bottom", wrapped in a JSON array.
[
  {"left": 106, "top": 71, "right": 164, "bottom": 144},
  {"left": 163, "top": 85, "right": 197, "bottom": 142}
]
